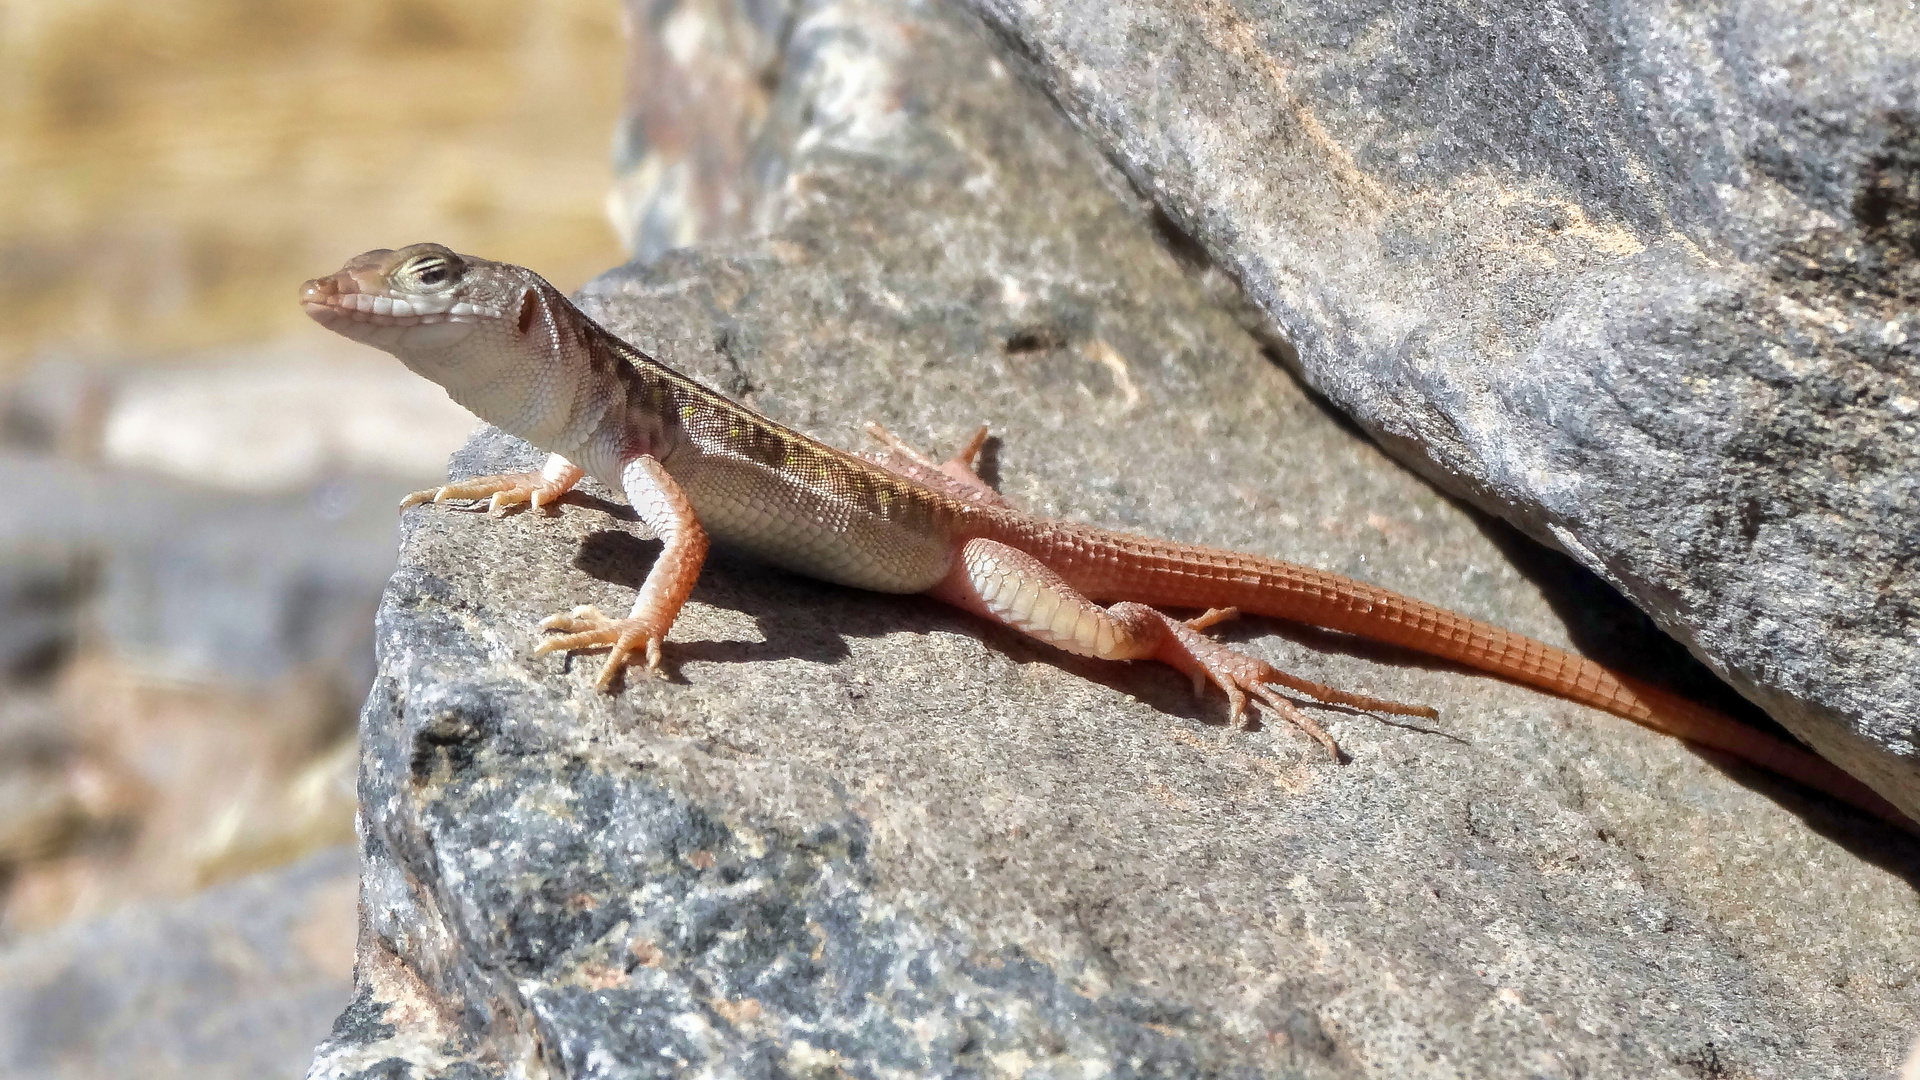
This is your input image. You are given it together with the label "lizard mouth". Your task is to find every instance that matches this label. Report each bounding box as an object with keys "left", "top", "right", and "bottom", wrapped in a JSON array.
[{"left": 300, "top": 273, "right": 477, "bottom": 328}]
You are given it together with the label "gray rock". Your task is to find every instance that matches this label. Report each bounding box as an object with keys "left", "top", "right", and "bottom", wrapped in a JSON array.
[
  {"left": 312, "top": 1, "right": 1920, "bottom": 1077},
  {"left": 0, "top": 541, "right": 88, "bottom": 681},
  {"left": 952, "top": 0, "right": 1920, "bottom": 818},
  {"left": 607, "top": 0, "right": 800, "bottom": 262},
  {"left": 0, "top": 846, "right": 356, "bottom": 1080},
  {"left": 0, "top": 451, "right": 398, "bottom": 922},
  {"left": 0, "top": 448, "right": 402, "bottom": 698}
]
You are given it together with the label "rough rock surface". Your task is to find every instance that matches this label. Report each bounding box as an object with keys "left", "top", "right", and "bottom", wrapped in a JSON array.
[
  {"left": 0, "top": 846, "right": 356, "bottom": 1080},
  {"left": 0, "top": 350, "right": 441, "bottom": 928},
  {"left": 954, "top": 0, "right": 1920, "bottom": 819},
  {"left": 310, "top": 1, "right": 1920, "bottom": 1077}
]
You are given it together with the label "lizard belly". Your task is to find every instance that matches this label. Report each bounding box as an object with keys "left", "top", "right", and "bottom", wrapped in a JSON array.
[{"left": 676, "top": 460, "right": 954, "bottom": 594}]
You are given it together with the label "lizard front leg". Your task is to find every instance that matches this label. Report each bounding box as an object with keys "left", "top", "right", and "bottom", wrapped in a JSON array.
[
  {"left": 402, "top": 452, "right": 585, "bottom": 516},
  {"left": 536, "top": 455, "right": 709, "bottom": 687},
  {"left": 931, "top": 538, "right": 1435, "bottom": 756}
]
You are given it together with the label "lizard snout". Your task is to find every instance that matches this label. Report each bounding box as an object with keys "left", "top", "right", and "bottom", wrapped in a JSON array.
[
  {"left": 300, "top": 274, "right": 339, "bottom": 304},
  {"left": 299, "top": 273, "right": 349, "bottom": 322}
]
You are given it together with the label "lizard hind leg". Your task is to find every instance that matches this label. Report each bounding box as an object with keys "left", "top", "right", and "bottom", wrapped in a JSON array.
[
  {"left": 863, "top": 423, "right": 1006, "bottom": 506},
  {"left": 932, "top": 538, "right": 1431, "bottom": 756}
]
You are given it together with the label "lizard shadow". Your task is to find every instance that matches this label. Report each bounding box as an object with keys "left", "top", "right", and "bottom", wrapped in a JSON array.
[
  {"left": 1460, "top": 505, "right": 1920, "bottom": 882},
  {"left": 559, "top": 494, "right": 1918, "bottom": 881},
  {"left": 951, "top": 617, "right": 1467, "bottom": 765},
  {"left": 568, "top": 527, "right": 949, "bottom": 673},
  {"left": 1258, "top": 370, "right": 1920, "bottom": 877}
]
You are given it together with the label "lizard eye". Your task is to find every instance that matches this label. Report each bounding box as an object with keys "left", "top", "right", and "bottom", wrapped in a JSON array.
[{"left": 402, "top": 252, "right": 462, "bottom": 290}]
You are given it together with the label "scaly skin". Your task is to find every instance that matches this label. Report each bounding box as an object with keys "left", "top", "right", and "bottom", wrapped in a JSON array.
[{"left": 302, "top": 243, "right": 1914, "bottom": 834}]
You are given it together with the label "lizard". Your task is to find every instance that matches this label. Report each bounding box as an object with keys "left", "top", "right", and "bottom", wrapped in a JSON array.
[{"left": 301, "top": 242, "right": 1913, "bottom": 834}]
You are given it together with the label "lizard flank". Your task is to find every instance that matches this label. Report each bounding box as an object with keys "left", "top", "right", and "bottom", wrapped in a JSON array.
[{"left": 301, "top": 243, "right": 1913, "bottom": 833}]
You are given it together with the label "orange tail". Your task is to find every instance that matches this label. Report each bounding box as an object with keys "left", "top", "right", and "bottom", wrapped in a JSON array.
[{"left": 1015, "top": 521, "right": 1915, "bottom": 834}]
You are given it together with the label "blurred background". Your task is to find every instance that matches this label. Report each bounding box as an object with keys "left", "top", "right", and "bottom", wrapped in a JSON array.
[{"left": 0, "top": 0, "right": 626, "bottom": 1073}]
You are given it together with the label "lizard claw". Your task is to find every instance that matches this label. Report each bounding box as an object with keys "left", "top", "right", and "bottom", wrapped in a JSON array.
[
  {"left": 402, "top": 471, "right": 574, "bottom": 515},
  {"left": 1149, "top": 608, "right": 1435, "bottom": 758},
  {"left": 1179, "top": 614, "right": 1242, "bottom": 698},
  {"left": 536, "top": 606, "right": 670, "bottom": 687}
]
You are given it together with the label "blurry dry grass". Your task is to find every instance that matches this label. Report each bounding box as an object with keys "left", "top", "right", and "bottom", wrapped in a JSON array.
[{"left": 0, "top": 0, "right": 627, "bottom": 370}]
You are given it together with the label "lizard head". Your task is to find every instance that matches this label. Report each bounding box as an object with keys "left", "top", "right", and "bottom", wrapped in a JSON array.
[
  {"left": 300, "top": 243, "right": 535, "bottom": 355},
  {"left": 302, "top": 244, "right": 608, "bottom": 447}
]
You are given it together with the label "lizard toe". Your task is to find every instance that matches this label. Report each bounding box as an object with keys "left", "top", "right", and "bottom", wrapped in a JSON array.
[
  {"left": 1250, "top": 682, "right": 1341, "bottom": 759},
  {"left": 537, "top": 611, "right": 669, "bottom": 688},
  {"left": 537, "top": 605, "right": 611, "bottom": 633},
  {"left": 535, "top": 628, "right": 616, "bottom": 655},
  {"left": 1185, "top": 606, "right": 1240, "bottom": 632},
  {"left": 591, "top": 627, "right": 668, "bottom": 688},
  {"left": 403, "top": 470, "right": 575, "bottom": 516}
]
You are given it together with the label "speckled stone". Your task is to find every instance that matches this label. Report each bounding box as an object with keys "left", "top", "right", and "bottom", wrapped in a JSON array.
[{"left": 307, "top": 1, "right": 1920, "bottom": 1077}]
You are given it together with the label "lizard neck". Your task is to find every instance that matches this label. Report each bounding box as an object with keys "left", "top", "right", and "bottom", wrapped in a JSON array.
[
  {"left": 561, "top": 327, "right": 691, "bottom": 485},
  {"left": 404, "top": 283, "right": 624, "bottom": 459}
]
